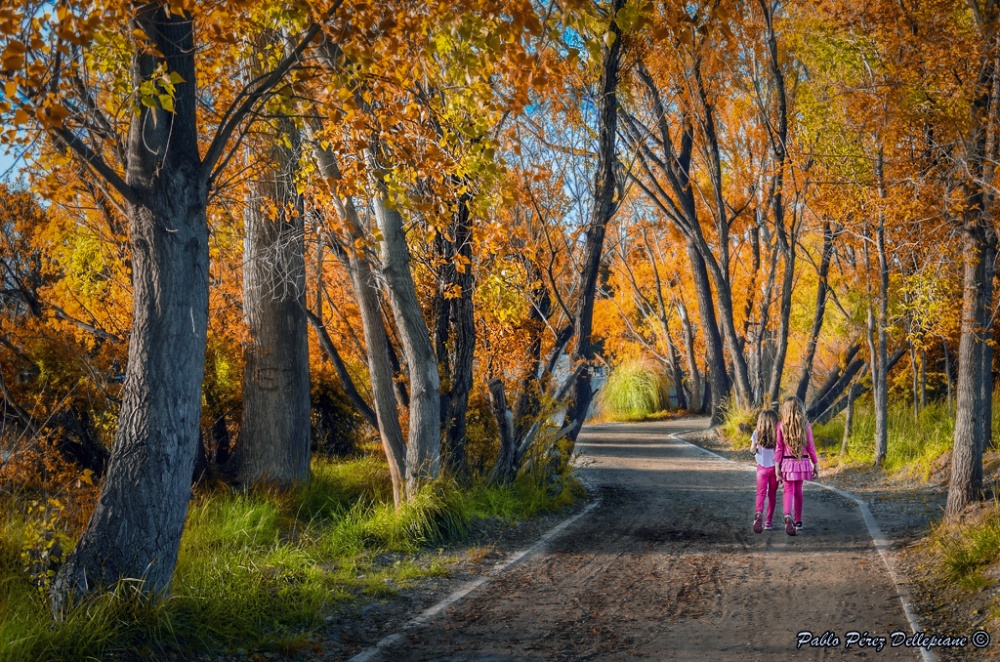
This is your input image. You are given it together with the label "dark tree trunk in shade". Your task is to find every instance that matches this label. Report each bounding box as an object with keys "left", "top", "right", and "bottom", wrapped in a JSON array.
[
  {"left": 234, "top": 69, "right": 311, "bottom": 487},
  {"left": 687, "top": 241, "right": 729, "bottom": 423},
  {"left": 795, "top": 221, "right": 834, "bottom": 402},
  {"left": 434, "top": 187, "right": 475, "bottom": 482},
  {"left": 947, "top": 20, "right": 999, "bottom": 516},
  {"left": 562, "top": 0, "right": 625, "bottom": 446}
]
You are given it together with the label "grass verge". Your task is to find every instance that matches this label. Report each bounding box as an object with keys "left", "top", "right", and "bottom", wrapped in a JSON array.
[{"left": 0, "top": 456, "right": 580, "bottom": 661}]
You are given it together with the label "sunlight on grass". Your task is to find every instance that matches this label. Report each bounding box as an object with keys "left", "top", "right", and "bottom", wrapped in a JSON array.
[
  {"left": 932, "top": 504, "right": 1000, "bottom": 592},
  {"left": 720, "top": 399, "right": 760, "bottom": 450},
  {"left": 813, "top": 400, "right": 955, "bottom": 477},
  {"left": 0, "top": 456, "right": 580, "bottom": 661},
  {"left": 597, "top": 359, "right": 671, "bottom": 422}
]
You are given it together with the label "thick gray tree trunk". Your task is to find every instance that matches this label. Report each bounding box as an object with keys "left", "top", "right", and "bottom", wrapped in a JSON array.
[
  {"left": 235, "top": 54, "right": 311, "bottom": 486},
  {"left": 687, "top": 242, "right": 730, "bottom": 422},
  {"left": 50, "top": 7, "right": 207, "bottom": 612},
  {"left": 948, "top": 229, "right": 994, "bottom": 515},
  {"left": 946, "top": 0, "right": 999, "bottom": 518}
]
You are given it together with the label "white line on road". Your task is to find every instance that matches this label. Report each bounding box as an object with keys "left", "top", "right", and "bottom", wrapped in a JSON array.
[
  {"left": 674, "top": 433, "right": 935, "bottom": 662},
  {"left": 348, "top": 497, "right": 601, "bottom": 662}
]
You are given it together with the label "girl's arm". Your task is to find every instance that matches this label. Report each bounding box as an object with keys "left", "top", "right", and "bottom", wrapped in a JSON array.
[
  {"left": 774, "top": 428, "right": 785, "bottom": 481},
  {"left": 750, "top": 429, "right": 758, "bottom": 453},
  {"left": 807, "top": 425, "right": 819, "bottom": 478}
]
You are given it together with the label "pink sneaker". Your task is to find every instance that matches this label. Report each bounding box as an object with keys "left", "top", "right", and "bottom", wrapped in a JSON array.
[
  {"left": 753, "top": 512, "right": 763, "bottom": 534},
  {"left": 764, "top": 520, "right": 774, "bottom": 530},
  {"left": 785, "top": 515, "right": 796, "bottom": 536}
]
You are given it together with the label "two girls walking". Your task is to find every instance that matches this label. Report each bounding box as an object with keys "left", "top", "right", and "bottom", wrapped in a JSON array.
[{"left": 751, "top": 396, "right": 818, "bottom": 537}]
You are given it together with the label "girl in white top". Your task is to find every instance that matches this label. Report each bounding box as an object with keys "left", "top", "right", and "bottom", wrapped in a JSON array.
[{"left": 749, "top": 409, "right": 779, "bottom": 533}]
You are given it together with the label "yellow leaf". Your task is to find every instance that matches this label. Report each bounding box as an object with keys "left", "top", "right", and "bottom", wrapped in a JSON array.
[
  {"left": 13, "top": 108, "right": 28, "bottom": 125},
  {"left": 4, "top": 81, "right": 15, "bottom": 98}
]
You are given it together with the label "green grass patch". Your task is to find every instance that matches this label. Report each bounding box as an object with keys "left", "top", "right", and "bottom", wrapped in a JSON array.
[
  {"left": 719, "top": 399, "right": 760, "bottom": 450},
  {"left": 816, "top": 400, "right": 954, "bottom": 477},
  {"left": 0, "top": 456, "right": 580, "bottom": 661},
  {"left": 933, "top": 506, "right": 1000, "bottom": 592},
  {"left": 598, "top": 359, "right": 671, "bottom": 422}
]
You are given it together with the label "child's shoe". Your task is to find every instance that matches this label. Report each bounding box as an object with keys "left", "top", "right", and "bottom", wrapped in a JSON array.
[
  {"left": 764, "top": 520, "right": 774, "bottom": 530},
  {"left": 753, "top": 512, "right": 763, "bottom": 534},
  {"left": 784, "top": 515, "right": 796, "bottom": 536},
  {"left": 795, "top": 521, "right": 804, "bottom": 531}
]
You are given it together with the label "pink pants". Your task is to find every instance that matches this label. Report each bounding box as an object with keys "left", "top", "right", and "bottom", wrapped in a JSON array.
[
  {"left": 755, "top": 465, "right": 778, "bottom": 522},
  {"left": 783, "top": 479, "right": 804, "bottom": 522}
]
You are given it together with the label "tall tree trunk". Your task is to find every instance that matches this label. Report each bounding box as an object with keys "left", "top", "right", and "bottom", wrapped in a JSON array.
[
  {"left": 947, "top": 17, "right": 998, "bottom": 516},
  {"left": 309, "top": 135, "right": 407, "bottom": 507},
  {"left": 562, "top": 0, "right": 625, "bottom": 445},
  {"left": 795, "top": 221, "right": 834, "bottom": 402},
  {"left": 235, "top": 46, "right": 311, "bottom": 487},
  {"left": 370, "top": 177, "right": 442, "bottom": 496},
  {"left": 677, "top": 299, "right": 702, "bottom": 412},
  {"left": 687, "top": 242, "right": 730, "bottom": 422},
  {"left": 841, "top": 378, "right": 862, "bottom": 456},
  {"left": 944, "top": 339, "right": 953, "bottom": 413},
  {"left": 435, "top": 187, "right": 475, "bottom": 482},
  {"left": 51, "top": 6, "right": 207, "bottom": 612},
  {"left": 948, "top": 229, "right": 994, "bottom": 515},
  {"left": 872, "top": 153, "right": 890, "bottom": 470},
  {"left": 760, "top": 0, "right": 793, "bottom": 407},
  {"left": 767, "top": 245, "right": 795, "bottom": 405}
]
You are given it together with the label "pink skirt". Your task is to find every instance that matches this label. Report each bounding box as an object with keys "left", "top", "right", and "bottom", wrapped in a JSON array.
[{"left": 782, "top": 457, "right": 814, "bottom": 481}]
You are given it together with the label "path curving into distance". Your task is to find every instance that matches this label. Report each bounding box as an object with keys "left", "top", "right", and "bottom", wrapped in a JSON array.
[{"left": 352, "top": 418, "right": 923, "bottom": 661}]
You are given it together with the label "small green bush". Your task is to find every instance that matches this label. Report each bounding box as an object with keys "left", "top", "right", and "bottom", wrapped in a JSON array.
[
  {"left": 719, "top": 399, "right": 761, "bottom": 450},
  {"left": 598, "top": 359, "right": 670, "bottom": 421}
]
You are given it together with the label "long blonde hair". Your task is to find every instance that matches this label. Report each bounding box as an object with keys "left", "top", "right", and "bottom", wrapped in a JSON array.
[
  {"left": 779, "top": 396, "right": 809, "bottom": 458},
  {"left": 755, "top": 409, "right": 778, "bottom": 450}
]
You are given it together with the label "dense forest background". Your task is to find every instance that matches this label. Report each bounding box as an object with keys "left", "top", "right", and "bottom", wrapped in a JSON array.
[{"left": 1, "top": 0, "right": 999, "bottom": 657}]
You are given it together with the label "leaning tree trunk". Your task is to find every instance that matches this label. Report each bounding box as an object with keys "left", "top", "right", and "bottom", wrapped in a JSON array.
[
  {"left": 51, "top": 6, "right": 207, "bottom": 613},
  {"left": 562, "top": 0, "right": 625, "bottom": 446},
  {"left": 309, "top": 134, "right": 407, "bottom": 507},
  {"left": 795, "top": 221, "right": 834, "bottom": 402},
  {"left": 370, "top": 179, "right": 442, "bottom": 496},
  {"left": 234, "top": 54, "right": 311, "bottom": 487},
  {"left": 687, "top": 241, "right": 730, "bottom": 422}
]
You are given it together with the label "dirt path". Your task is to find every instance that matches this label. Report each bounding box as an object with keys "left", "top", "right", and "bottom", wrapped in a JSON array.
[{"left": 358, "top": 419, "right": 923, "bottom": 660}]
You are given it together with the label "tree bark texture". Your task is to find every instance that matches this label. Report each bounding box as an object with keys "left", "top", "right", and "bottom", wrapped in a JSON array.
[
  {"left": 370, "top": 176, "right": 442, "bottom": 496},
  {"left": 948, "top": 228, "right": 996, "bottom": 515},
  {"left": 795, "top": 221, "right": 834, "bottom": 402},
  {"left": 309, "top": 135, "right": 407, "bottom": 507},
  {"left": 51, "top": 6, "right": 207, "bottom": 612},
  {"left": 235, "top": 63, "right": 311, "bottom": 487},
  {"left": 946, "top": 7, "right": 999, "bottom": 518}
]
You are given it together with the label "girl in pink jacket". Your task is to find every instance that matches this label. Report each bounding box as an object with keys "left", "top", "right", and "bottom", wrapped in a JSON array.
[{"left": 775, "top": 396, "right": 819, "bottom": 536}]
